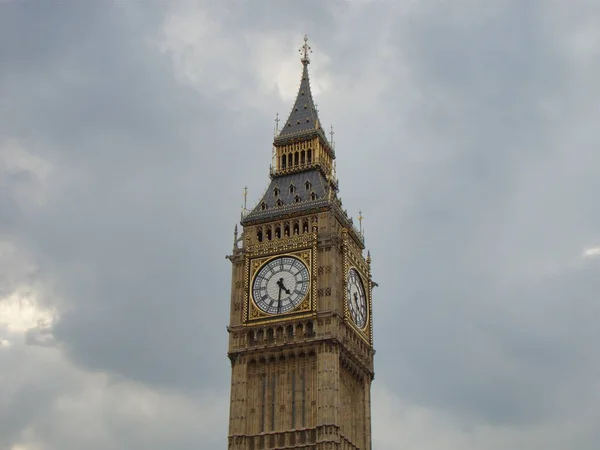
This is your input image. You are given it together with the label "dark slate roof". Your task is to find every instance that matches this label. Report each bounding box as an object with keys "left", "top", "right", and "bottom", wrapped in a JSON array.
[
  {"left": 242, "top": 170, "right": 330, "bottom": 224},
  {"left": 276, "top": 61, "right": 324, "bottom": 140}
]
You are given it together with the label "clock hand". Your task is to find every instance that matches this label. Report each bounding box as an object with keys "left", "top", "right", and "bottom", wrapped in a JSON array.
[
  {"left": 353, "top": 292, "right": 362, "bottom": 320},
  {"left": 277, "top": 278, "right": 283, "bottom": 313},
  {"left": 278, "top": 277, "right": 291, "bottom": 295}
]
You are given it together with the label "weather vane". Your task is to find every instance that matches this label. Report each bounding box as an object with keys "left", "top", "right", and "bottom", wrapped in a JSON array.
[{"left": 299, "top": 34, "right": 312, "bottom": 64}]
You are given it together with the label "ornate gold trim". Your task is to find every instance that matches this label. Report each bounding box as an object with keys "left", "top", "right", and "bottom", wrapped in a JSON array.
[{"left": 246, "top": 232, "right": 315, "bottom": 255}]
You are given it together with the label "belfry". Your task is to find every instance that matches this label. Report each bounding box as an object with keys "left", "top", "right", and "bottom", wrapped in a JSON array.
[{"left": 226, "top": 36, "right": 375, "bottom": 450}]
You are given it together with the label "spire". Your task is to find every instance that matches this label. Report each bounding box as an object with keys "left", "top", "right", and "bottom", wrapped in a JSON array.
[{"left": 276, "top": 34, "right": 323, "bottom": 140}]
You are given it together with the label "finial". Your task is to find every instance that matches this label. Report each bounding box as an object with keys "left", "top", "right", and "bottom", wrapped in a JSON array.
[
  {"left": 233, "top": 224, "right": 239, "bottom": 248},
  {"left": 358, "top": 210, "right": 364, "bottom": 234},
  {"left": 243, "top": 186, "right": 248, "bottom": 210},
  {"left": 329, "top": 125, "right": 335, "bottom": 148},
  {"left": 274, "top": 112, "right": 280, "bottom": 136},
  {"left": 367, "top": 250, "right": 371, "bottom": 265},
  {"left": 299, "top": 34, "right": 312, "bottom": 64}
]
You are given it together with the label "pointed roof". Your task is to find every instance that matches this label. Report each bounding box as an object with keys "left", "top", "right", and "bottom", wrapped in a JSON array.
[{"left": 275, "top": 35, "right": 325, "bottom": 142}]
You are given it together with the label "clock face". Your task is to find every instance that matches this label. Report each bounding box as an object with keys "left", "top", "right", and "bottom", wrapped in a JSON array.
[
  {"left": 252, "top": 256, "right": 310, "bottom": 315},
  {"left": 347, "top": 268, "right": 367, "bottom": 328}
]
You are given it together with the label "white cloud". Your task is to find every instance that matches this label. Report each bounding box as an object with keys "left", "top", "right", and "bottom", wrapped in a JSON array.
[
  {"left": 0, "top": 290, "right": 55, "bottom": 333},
  {"left": 0, "top": 138, "right": 56, "bottom": 208},
  {"left": 583, "top": 247, "right": 600, "bottom": 259}
]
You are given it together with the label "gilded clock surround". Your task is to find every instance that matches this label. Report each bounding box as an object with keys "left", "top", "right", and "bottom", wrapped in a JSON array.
[
  {"left": 342, "top": 229, "right": 373, "bottom": 343},
  {"left": 246, "top": 248, "right": 315, "bottom": 323},
  {"left": 225, "top": 36, "right": 374, "bottom": 450}
]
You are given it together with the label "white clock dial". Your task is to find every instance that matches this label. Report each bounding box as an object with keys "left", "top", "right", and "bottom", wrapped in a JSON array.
[
  {"left": 252, "top": 256, "right": 310, "bottom": 314},
  {"left": 347, "top": 268, "right": 367, "bottom": 328}
]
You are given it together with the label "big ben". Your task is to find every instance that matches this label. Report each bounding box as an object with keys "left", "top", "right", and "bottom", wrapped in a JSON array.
[{"left": 226, "top": 36, "right": 375, "bottom": 450}]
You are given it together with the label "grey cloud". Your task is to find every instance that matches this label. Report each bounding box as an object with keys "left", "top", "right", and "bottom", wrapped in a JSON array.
[{"left": 2, "top": 0, "right": 600, "bottom": 449}]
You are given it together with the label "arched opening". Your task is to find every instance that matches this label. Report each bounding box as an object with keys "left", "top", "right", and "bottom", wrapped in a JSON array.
[
  {"left": 281, "top": 154, "right": 287, "bottom": 169},
  {"left": 300, "top": 150, "right": 306, "bottom": 165},
  {"left": 289, "top": 184, "right": 295, "bottom": 194},
  {"left": 257, "top": 228, "right": 263, "bottom": 242},
  {"left": 266, "top": 328, "right": 274, "bottom": 342},
  {"left": 307, "top": 149, "right": 312, "bottom": 163},
  {"left": 286, "top": 325, "right": 294, "bottom": 339},
  {"left": 302, "top": 219, "right": 309, "bottom": 233},
  {"left": 295, "top": 195, "right": 301, "bottom": 203},
  {"left": 310, "top": 192, "right": 317, "bottom": 200},
  {"left": 305, "top": 181, "right": 311, "bottom": 190},
  {"left": 294, "top": 152, "right": 299, "bottom": 166},
  {"left": 274, "top": 187, "right": 280, "bottom": 197},
  {"left": 293, "top": 221, "right": 300, "bottom": 235},
  {"left": 261, "top": 202, "right": 267, "bottom": 211},
  {"left": 307, "top": 321, "right": 314, "bottom": 336},
  {"left": 284, "top": 223, "right": 290, "bottom": 237},
  {"left": 275, "top": 225, "right": 281, "bottom": 239},
  {"left": 295, "top": 323, "right": 304, "bottom": 337},
  {"left": 276, "top": 199, "right": 283, "bottom": 207},
  {"left": 266, "top": 226, "right": 272, "bottom": 240}
]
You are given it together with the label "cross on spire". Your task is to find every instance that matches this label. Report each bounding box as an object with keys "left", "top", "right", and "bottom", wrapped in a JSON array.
[{"left": 299, "top": 34, "right": 312, "bottom": 64}]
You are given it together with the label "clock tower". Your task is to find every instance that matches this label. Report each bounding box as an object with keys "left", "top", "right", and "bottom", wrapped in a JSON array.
[{"left": 226, "top": 36, "right": 375, "bottom": 450}]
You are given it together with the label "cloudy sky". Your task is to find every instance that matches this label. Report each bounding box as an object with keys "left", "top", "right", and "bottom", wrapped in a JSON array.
[{"left": 1, "top": 0, "right": 600, "bottom": 448}]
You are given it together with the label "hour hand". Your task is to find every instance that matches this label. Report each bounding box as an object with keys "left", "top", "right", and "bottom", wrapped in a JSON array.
[{"left": 277, "top": 278, "right": 291, "bottom": 295}]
